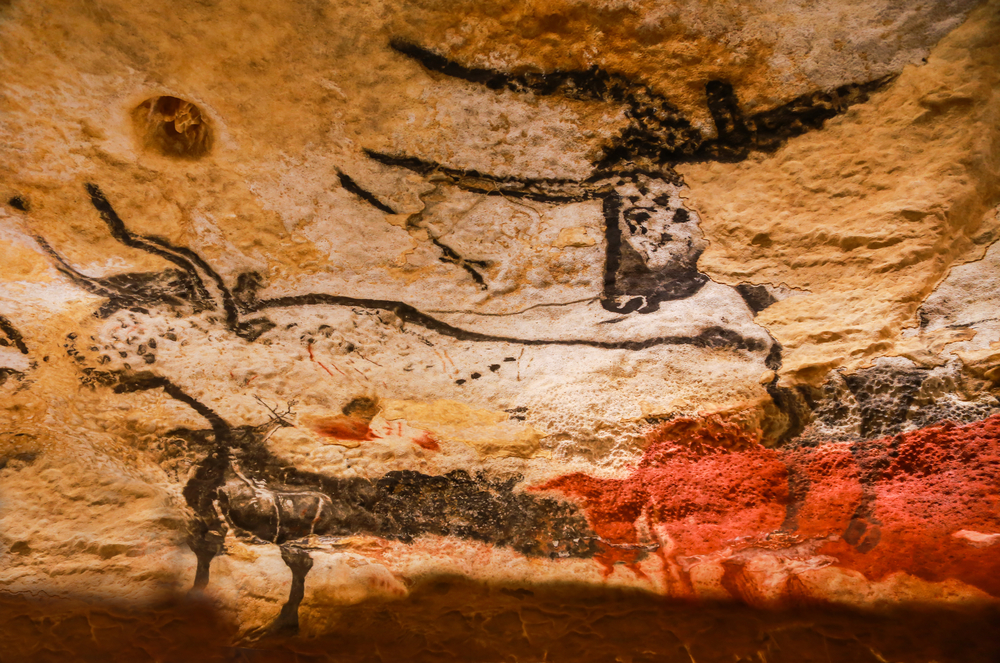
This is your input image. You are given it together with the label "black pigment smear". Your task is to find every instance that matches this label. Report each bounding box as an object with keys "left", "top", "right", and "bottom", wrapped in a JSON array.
[
  {"left": 600, "top": 191, "right": 709, "bottom": 313},
  {"left": 0, "top": 367, "right": 25, "bottom": 387},
  {"left": 0, "top": 315, "right": 29, "bottom": 354},
  {"left": 779, "top": 461, "right": 812, "bottom": 533},
  {"left": 8, "top": 196, "right": 28, "bottom": 211},
  {"left": 271, "top": 547, "right": 313, "bottom": 633},
  {"left": 735, "top": 284, "right": 778, "bottom": 316},
  {"left": 843, "top": 366, "right": 928, "bottom": 439},
  {"left": 705, "top": 81, "right": 752, "bottom": 148},
  {"left": 842, "top": 437, "right": 891, "bottom": 553},
  {"left": 390, "top": 39, "right": 635, "bottom": 104},
  {"left": 429, "top": 236, "right": 491, "bottom": 290},
  {"left": 229, "top": 432, "right": 598, "bottom": 557},
  {"left": 338, "top": 171, "right": 398, "bottom": 214},
  {"left": 741, "top": 77, "right": 894, "bottom": 155},
  {"left": 232, "top": 271, "right": 266, "bottom": 313},
  {"left": 765, "top": 384, "right": 811, "bottom": 445},
  {"left": 40, "top": 232, "right": 209, "bottom": 319},
  {"left": 340, "top": 167, "right": 493, "bottom": 290},
  {"left": 365, "top": 149, "right": 598, "bottom": 203},
  {"left": 109, "top": 371, "right": 232, "bottom": 443}
]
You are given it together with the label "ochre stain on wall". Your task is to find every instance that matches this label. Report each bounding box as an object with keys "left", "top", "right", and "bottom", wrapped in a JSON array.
[{"left": 536, "top": 414, "right": 1000, "bottom": 601}]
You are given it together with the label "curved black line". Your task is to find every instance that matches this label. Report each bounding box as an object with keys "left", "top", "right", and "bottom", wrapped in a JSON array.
[
  {"left": 338, "top": 171, "right": 399, "bottom": 214},
  {"left": 599, "top": 192, "right": 639, "bottom": 314},
  {"left": 84, "top": 184, "right": 250, "bottom": 332},
  {"left": 364, "top": 149, "right": 595, "bottom": 203},
  {"left": 98, "top": 369, "right": 234, "bottom": 589},
  {"left": 361, "top": 149, "right": 438, "bottom": 176},
  {"left": 85, "top": 184, "right": 214, "bottom": 307},
  {"left": 249, "top": 294, "right": 769, "bottom": 354},
  {"left": 142, "top": 237, "right": 241, "bottom": 331},
  {"left": 110, "top": 371, "right": 233, "bottom": 444},
  {"left": 429, "top": 236, "right": 490, "bottom": 290},
  {"left": 389, "top": 38, "right": 895, "bottom": 172},
  {"left": 389, "top": 38, "right": 636, "bottom": 104},
  {"left": 338, "top": 170, "right": 491, "bottom": 289},
  {"left": 33, "top": 236, "right": 123, "bottom": 300},
  {"left": 0, "top": 315, "right": 29, "bottom": 355}
]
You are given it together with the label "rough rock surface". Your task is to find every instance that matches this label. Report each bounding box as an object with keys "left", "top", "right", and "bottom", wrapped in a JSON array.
[{"left": 1, "top": 0, "right": 999, "bottom": 661}]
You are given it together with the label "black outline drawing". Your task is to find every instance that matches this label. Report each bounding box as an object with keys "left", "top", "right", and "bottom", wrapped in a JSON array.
[
  {"left": 32, "top": 184, "right": 774, "bottom": 357},
  {"left": 358, "top": 40, "right": 892, "bottom": 315},
  {"left": 3, "top": 40, "right": 904, "bottom": 630},
  {"left": 87, "top": 369, "right": 596, "bottom": 634}
]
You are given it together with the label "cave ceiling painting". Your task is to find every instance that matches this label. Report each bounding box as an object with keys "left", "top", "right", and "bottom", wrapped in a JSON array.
[{"left": 1, "top": 0, "right": 999, "bottom": 657}]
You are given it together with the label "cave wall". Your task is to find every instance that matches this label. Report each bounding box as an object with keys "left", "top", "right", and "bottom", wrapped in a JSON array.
[{"left": 0, "top": 0, "right": 998, "bottom": 660}]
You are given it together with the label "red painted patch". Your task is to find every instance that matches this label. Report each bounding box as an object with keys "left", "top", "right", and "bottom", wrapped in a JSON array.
[
  {"left": 819, "top": 418, "right": 1000, "bottom": 596},
  {"left": 534, "top": 414, "right": 1000, "bottom": 600},
  {"left": 412, "top": 432, "right": 441, "bottom": 452},
  {"left": 313, "top": 416, "right": 377, "bottom": 441}
]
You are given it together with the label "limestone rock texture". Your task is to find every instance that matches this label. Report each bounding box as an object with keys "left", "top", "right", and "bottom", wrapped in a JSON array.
[{"left": 1, "top": 0, "right": 999, "bottom": 660}]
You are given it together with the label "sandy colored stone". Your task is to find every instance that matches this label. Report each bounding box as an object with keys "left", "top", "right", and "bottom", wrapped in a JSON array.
[
  {"left": 686, "top": 1, "right": 1000, "bottom": 384},
  {"left": 1, "top": 0, "right": 999, "bottom": 660}
]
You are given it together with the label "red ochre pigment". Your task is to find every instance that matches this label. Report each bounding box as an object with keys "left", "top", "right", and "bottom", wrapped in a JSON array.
[
  {"left": 534, "top": 414, "right": 1000, "bottom": 601},
  {"left": 411, "top": 431, "right": 441, "bottom": 451},
  {"left": 313, "top": 415, "right": 379, "bottom": 441}
]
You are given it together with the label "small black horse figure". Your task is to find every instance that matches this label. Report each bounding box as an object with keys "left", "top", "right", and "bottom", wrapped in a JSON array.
[{"left": 97, "top": 370, "right": 597, "bottom": 634}]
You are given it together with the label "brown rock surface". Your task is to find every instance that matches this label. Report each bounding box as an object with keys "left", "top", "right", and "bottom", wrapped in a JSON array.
[
  {"left": 688, "top": 2, "right": 1000, "bottom": 383},
  {"left": 1, "top": 0, "right": 999, "bottom": 660}
]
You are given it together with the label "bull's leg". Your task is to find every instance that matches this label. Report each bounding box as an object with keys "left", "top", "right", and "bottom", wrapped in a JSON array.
[
  {"left": 87, "top": 370, "right": 233, "bottom": 592},
  {"left": 843, "top": 440, "right": 883, "bottom": 553},
  {"left": 271, "top": 545, "right": 314, "bottom": 634}
]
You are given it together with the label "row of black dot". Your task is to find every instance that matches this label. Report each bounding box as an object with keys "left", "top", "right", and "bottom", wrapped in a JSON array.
[{"left": 455, "top": 356, "right": 516, "bottom": 385}]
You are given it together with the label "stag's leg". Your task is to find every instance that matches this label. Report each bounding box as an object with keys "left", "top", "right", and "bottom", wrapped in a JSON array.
[
  {"left": 188, "top": 519, "right": 225, "bottom": 591},
  {"left": 271, "top": 545, "right": 314, "bottom": 634},
  {"left": 85, "top": 370, "right": 232, "bottom": 594},
  {"left": 182, "top": 448, "right": 230, "bottom": 591}
]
